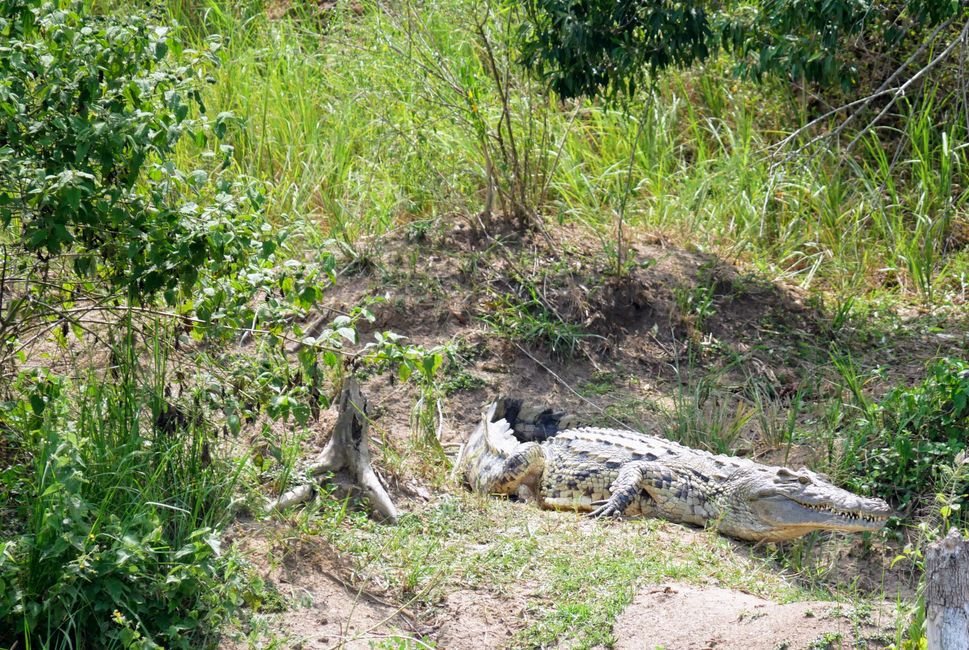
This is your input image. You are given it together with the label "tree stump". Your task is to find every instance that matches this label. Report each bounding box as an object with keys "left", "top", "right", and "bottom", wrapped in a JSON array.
[
  {"left": 926, "top": 528, "right": 969, "bottom": 650},
  {"left": 273, "top": 377, "right": 398, "bottom": 523}
]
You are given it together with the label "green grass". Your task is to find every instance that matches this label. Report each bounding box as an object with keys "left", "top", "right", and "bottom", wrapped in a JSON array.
[{"left": 0, "top": 327, "right": 248, "bottom": 649}]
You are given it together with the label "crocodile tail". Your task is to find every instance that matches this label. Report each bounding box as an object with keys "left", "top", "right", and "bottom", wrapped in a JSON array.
[
  {"left": 492, "top": 397, "right": 583, "bottom": 442},
  {"left": 453, "top": 401, "right": 520, "bottom": 491},
  {"left": 484, "top": 402, "right": 520, "bottom": 455}
]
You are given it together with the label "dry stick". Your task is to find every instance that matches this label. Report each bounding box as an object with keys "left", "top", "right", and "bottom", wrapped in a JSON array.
[
  {"left": 961, "top": 30, "right": 969, "bottom": 133},
  {"left": 540, "top": 103, "right": 581, "bottom": 208},
  {"left": 103, "top": 304, "right": 347, "bottom": 355},
  {"left": 477, "top": 19, "right": 516, "bottom": 188},
  {"left": 9, "top": 297, "right": 123, "bottom": 359},
  {"left": 323, "top": 556, "right": 454, "bottom": 650},
  {"left": 325, "top": 597, "right": 430, "bottom": 650},
  {"left": 1, "top": 297, "right": 345, "bottom": 356},
  {"left": 320, "top": 570, "right": 421, "bottom": 631},
  {"left": 383, "top": 5, "right": 514, "bottom": 220},
  {"left": 846, "top": 20, "right": 969, "bottom": 154},
  {"left": 335, "top": 526, "right": 426, "bottom": 642}
]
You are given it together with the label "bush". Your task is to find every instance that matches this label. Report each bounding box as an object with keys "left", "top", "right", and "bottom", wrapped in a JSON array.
[
  {"left": 845, "top": 357, "right": 969, "bottom": 516},
  {"left": 0, "top": 0, "right": 330, "bottom": 368},
  {"left": 0, "top": 1, "right": 338, "bottom": 646}
]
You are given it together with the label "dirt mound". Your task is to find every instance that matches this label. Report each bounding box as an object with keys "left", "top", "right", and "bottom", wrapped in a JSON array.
[{"left": 612, "top": 582, "right": 895, "bottom": 650}]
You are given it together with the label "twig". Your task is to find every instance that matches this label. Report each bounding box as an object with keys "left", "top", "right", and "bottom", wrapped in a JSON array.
[
  {"left": 615, "top": 89, "right": 654, "bottom": 276},
  {"left": 770, "top": 17, "right": 956, "bottom": 165},
  {"left": 435, "top": 398, "right": 445, "bottom": 442},
  {"left": 99, "top": 304, "right": 348, "bottom": 355},
  {"left": 320, "top": 569, "right": 420, "bottom": 630}
]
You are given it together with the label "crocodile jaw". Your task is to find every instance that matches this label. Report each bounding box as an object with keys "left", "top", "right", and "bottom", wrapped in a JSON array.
[
  {"left": 742, "top": 494, "right": 892, "bottom": 541},
  {"left": 726, "top": 471, "right": 894, "bottom": 541}
]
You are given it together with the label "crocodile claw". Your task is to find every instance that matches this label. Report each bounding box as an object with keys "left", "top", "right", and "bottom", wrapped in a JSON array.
[{"left": 587, "top": 500, "right": 622, "bottom": 519}]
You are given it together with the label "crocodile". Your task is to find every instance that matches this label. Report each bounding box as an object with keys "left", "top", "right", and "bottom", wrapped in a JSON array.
[{"left": 455, "top": 398, "right": 893, "bottom": 542}]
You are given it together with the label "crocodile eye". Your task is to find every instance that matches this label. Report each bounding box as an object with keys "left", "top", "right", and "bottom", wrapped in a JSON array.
[{"left": 798, "top": 475, "right": 811, "bottom": 485}]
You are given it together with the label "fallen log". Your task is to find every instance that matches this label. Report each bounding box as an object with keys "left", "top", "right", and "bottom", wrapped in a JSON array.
[{"left": 926, "top": 528, "right": 969, "bottom": 650}]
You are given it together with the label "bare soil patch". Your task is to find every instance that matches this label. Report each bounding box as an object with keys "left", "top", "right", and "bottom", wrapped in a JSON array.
[
  {"left": 433, "top": 589, "right": 529, "bottom": 649},
  {"left": 612, "top": 582, "right": 896, "bottom": 650},
  {"left": 222, "top": 524, "right": 420, "bottom": 650}
]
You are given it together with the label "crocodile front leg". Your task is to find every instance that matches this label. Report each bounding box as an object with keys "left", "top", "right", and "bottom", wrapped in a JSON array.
[
  {"left": 589, "top": 460, "right": 712, "bottom": 525},
  {"left": 486, "top": 442, "right": 546, "bottom": 495}
]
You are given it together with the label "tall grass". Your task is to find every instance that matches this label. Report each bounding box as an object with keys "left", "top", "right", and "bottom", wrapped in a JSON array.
[
  {"left": 165, "top": 0, "right": 968, "bottom": 303},
  {"left": 0, "top": 323, "right": 245, "bottom": 649}
]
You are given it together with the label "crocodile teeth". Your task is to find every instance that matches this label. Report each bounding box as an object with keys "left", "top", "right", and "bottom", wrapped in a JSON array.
[{"left": 801, "top": 503, "right": 885, "bottom": 522}]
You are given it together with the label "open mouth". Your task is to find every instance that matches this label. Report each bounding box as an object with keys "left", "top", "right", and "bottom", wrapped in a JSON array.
[{"left": 798, "top": 502, "right": 890, "bottom": 523}]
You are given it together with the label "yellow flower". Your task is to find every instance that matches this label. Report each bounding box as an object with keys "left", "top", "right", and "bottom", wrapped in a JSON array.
[{"left": 112, "top": 610, "right": 126, "bottom": 625}]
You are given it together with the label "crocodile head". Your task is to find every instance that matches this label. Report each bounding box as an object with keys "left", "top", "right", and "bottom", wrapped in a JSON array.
[{"left": 720, "top": 466, "right": 893, "bottom": 542}]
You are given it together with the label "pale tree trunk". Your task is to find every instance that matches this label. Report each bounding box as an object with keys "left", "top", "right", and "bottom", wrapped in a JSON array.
[
  {"left": 926, "top": 528, "right": 969, "bottom": 650},
  {"left": 273, "top": 377, "right": 398, "bottom": 523}
]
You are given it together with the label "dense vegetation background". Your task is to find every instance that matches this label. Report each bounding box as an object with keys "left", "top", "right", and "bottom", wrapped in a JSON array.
[{"left": 0, "top": 0, "right": 967, "bottom": 647}]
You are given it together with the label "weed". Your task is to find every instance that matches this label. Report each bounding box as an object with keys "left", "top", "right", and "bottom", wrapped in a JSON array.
[
  {"left": 440, "top": 370, "right": 487, "bottom": 396},
  {"left": 0, "top": 353, "right": 246, "bottom": 649},
  {"left": 807, "top": 631, "right": 843, "bottom": 650},
  {"left": 580, "top": 371, "right": 623, "bottom": 397},
  {"left": 484, "top": 291, "right": 590, "bottom": 358},
  {"left": 665, "top": 363, "right": 755, "bottom": 455},
  {"left": 673, "top": 283, "right": 718, "bottom": 331}
]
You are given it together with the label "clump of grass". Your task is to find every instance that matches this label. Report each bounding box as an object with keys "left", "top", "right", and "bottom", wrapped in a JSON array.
[
  {"left": 484, "top": 291, "right": 591, "bottom": 358},
  {"left": 664, "top": 361, "right": 755, "bottom": 455}
]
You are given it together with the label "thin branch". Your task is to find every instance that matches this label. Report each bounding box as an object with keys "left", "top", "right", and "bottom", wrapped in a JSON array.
[
  {"left": 771, "top": 17, "right": 957, "bottom": 165},
  {"left": 845, "top": 19, "right": 969, "bottom": 153}
]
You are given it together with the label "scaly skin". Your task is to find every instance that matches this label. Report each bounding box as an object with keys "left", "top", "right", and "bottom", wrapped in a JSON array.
[{"left": 456, "top": 401, "right": 893, "bottom": 542}]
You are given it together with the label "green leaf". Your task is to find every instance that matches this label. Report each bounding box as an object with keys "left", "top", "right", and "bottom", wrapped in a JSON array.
[
  {"left": 336, "top": 327, "right": 355, "bottom": 344},
  {"left": 29, "top": 394, "right": 45, "bottom": 415}
]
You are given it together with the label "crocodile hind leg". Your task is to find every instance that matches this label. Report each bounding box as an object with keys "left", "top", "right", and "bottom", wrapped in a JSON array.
[
  {"left": 589, "top": 460, "right": 705, "bottom": 522},
  {"left": 486, "top": 442, "right": 546, "bottom": 496}
]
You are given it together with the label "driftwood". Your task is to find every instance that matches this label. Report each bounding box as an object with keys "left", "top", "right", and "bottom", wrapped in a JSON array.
[
  {"left": 926, "top": 528, "right": 969, "bottom": 650},
  {"left": 273, "top": 377, "right": 398, "bottom": 523}
]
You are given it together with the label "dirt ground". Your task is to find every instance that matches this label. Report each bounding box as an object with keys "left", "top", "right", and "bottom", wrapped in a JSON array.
[
  {"left": 222, "top": 525, "right": 422, "bottom": 650},
  {"left": 611, "top": 583, "right": 895, "bottom": 650}
]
